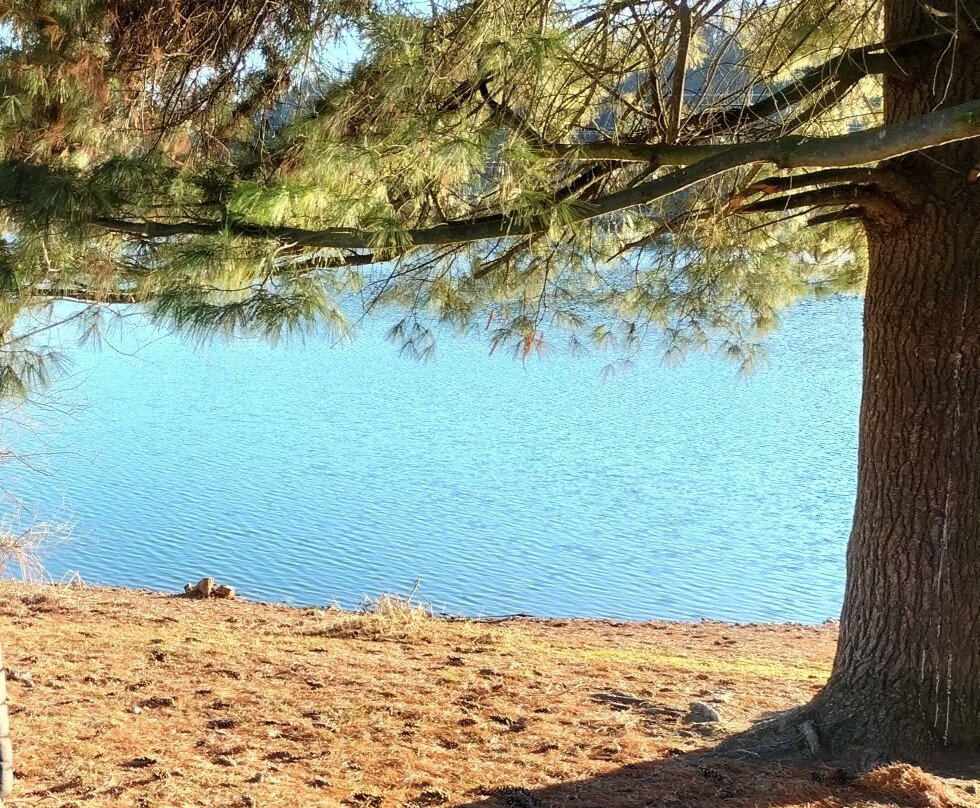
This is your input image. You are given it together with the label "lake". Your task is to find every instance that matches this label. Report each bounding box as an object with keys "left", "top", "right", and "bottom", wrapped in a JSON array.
[{"left": 1, "top": 295, "right": 863, "bottom": 623}]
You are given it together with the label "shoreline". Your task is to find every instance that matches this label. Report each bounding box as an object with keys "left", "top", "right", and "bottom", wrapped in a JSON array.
[{"left": 5, "top": 577, "right": 841, "bottom": 629}]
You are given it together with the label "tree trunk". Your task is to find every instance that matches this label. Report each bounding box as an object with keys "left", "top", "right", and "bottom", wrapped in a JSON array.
[
  {"left": 812, "top": 189, "right": 980, "bottom": 760},
  {"left": 811, "top": 0, "right": 980, "bottom": 760}
]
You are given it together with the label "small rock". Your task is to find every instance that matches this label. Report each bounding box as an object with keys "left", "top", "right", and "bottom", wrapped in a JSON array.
[
  {"left": 131, "top": 705, "right": 142, "bottom": 714},
  {"left": 184, "top": 577, "right": 215, "bottom": 598},
  {"left": 682, "top": 701, "right": 720, "bottom": 724},
  {"left": 184, "top": 577, "right": 236, "bottom": 599}
]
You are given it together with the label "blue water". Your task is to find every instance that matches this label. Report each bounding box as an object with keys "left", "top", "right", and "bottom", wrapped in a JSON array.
[{"left": 2, "top": 296, "right": 863, "bottom": 622}]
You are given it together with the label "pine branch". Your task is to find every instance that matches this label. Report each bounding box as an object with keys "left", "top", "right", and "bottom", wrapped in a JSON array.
[
  {"left": 553, "top": 162, "right": 622, "bottom": 201},
  {"left": 776, "top": 76, "right": 863, "bottom": 134},
  {"left": 806, "top": 207, "right": 866, "bottom": 226},
  {"left": 687, "top": 33, "right": 947, "bottom": 134},
  {"left": 29, "top": 289, "right": 141, "bottom": 305},
  {"left": 665, "top": 2, "right": 693, "bottom": 144},
  {"left": 735, "top": 185, "right": 878, "bottom": 213},
  {"left": 282, "top": 251, "right": 388, "bottom": 270},
  {"left": 745, "top": 167, "right": 893, "bottom": 193},
  {"left": 740, "top": 166, "right": 920, "bottom": 204},
  {"left": 471, "top": 236, "right": 542, "bottom": 280},
  {"left": 438, "top": 76, "right": 492, "bottom": 113},
  {"left": 544, "top": 142, "right": 730, "bottom": 163},
  {"left": 479, "top": 82, "right": 549, "bottom": 150},
  {"left": 86, "top": 99, "right": 980, "bottom": 252},
  {"left": 570, "top": 0, "right": 643, "bottom": 31}
]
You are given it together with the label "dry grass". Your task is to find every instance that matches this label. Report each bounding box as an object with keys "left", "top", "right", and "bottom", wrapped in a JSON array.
[
  {"left": 0, "top": 505, "right": 71, "bottom": 583},
  {"left": 0, "top": 582, "right": 975, "bottom": 808},
  {"left": 317, "top": 591, "right": 439, "bottom": 642},
  {"left": 858, "top": 765, "right": 974, "bottom": 808}
]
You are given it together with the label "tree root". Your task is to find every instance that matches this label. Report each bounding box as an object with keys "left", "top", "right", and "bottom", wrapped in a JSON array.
[
  {"left": 709, "top": 702, "right": 900, "bottom": 776},
  {"left": 711, "top": 705, "right": 821, "bottom": 761},
  {"left": 709, "top": 700, "right": 979, "bottom": 779}
]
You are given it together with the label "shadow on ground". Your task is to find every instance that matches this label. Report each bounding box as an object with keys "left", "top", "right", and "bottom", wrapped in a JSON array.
[{"left": 453, "top": 731, "right": 978, "bottom": 808}]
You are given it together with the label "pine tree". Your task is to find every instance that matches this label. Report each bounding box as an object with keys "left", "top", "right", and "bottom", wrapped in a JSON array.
[{"left": 0, "top": 0, "right": 977, "bottom": 761}]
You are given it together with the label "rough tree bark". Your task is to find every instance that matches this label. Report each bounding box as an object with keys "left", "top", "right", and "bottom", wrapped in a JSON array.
[{"left": 808, "top": 0, "right": 980, "bottom": 761}]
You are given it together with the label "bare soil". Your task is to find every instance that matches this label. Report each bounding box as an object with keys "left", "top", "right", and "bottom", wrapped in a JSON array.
[{"left": 0, "top": 582, "right": 976, "bottom": 808}]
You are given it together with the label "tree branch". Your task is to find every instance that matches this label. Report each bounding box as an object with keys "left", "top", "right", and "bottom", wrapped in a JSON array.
[
  {"left": 735, "top": 185, "right": 877, "bottom": 213},
  {"left": 776, "top": 75, "right": 862, "bottom": 134},
  {"left": 745, "top": 167, "right": 891, "bottom": 193},
  {"left": 544, "top": 141, "right": 730, "bottom": 163},
  {"left": 550, "top": 98, "right": 980, "bottom": 219},
  {"left": 688, "top": 33, "right": 946, "bottom": 134},
  {"left": 479, "top": 82, "right": 549, "bottom": 150},
  {"left": 806, "top": 207, "right": 865, "bottom": 226},
  {"left": 741, "top": 166, "right": 920, "bottom": 206},
  {"left": 88, "top": 99, "right": 980, "bottom": 251},
  {"left": 666, "top": 2, "right": 692, "bottom": 143},
  {"left": 281, "top": 251, "right": 388, "bottom": 270},
  {"left": 570, "top": 0, "right": 641, "bottom": 31},
  {"left": 29, "top": 288, "right": 141, "bottom": 305}
]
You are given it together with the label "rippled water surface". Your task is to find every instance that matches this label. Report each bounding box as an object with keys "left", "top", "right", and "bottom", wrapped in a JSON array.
[{"left": 4, "top": 296, "right": 863, "bottom": 622}]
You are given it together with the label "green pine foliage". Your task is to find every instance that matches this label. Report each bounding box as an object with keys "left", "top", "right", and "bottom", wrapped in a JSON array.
[{"left": 0, "top": 0, "right": 883, "bottom": 397}]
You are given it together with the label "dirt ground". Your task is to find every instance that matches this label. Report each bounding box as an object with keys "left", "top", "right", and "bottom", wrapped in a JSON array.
[{"left": 0, "top": 582, "right": 975, "bottom": 808}]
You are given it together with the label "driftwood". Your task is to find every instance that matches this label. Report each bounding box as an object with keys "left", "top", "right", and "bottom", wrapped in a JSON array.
[{"left": 183, "top": 577, "right": 236, "bottom": 599}]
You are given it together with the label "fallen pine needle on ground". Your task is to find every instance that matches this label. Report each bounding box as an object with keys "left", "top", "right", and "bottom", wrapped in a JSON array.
[{"left": 0, "top": 582, "right": 976, "bottom": 808}]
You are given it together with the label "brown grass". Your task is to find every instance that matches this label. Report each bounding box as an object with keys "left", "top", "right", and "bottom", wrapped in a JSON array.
[
  {"left": 0, "top": 582, "right": 975, "bottom": 808},
  {"left": 858, "top": 765, "right": 974, "bottom": 808}
]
